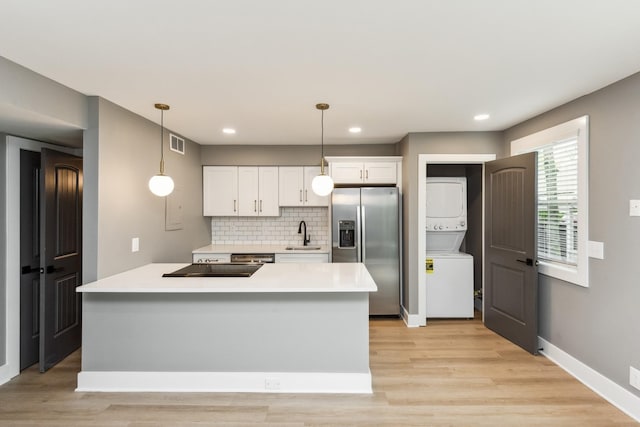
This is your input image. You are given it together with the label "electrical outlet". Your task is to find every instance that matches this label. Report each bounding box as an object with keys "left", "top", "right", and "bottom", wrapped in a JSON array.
[
  {"left": 131, "top": 237, "right": 139, "bottom": 253},
  {"left": 630, "top": 366, "right": 640, "bottom": 391},
  {"left": 265, "top": 378, "right": 280, "bottom": 391}
]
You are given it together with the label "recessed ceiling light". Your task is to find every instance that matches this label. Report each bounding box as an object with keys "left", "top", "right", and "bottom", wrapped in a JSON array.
[
  {"left": 349, "top": 127, "right": 362, "bottom": 134},
  {"left": 474, "top": 114, "right": 490, "bottom": 121},
  {"left": 222, "top": 128, "right": 236, "bottom": 134}
]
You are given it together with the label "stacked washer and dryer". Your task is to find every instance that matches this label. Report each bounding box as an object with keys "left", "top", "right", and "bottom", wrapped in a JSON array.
[{"left": 425, "top": 177, "right": 474, "bottom": 318}]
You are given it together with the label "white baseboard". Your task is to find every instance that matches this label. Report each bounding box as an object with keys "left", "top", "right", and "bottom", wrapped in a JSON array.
[
  {"left": 0, "top": 367, "right": 10, "bottom": 386},
  {"left": 539, "top": 337, "right": 640, "bottom": 423},
  {"left": 0, "top": 363, "right": 18, "bottom": 387},
  {"left": 401, "top": 306, "right": 425, "bottom": 327},
  {"left": 76, "top": 370, "right": 372, "bottom": 394}
]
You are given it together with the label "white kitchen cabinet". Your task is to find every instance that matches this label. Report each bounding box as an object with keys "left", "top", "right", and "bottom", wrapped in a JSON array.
[
  {"left": 203, "top": 166, "right": 238, "bottom": 216},
  {"left": 278, "top": 166, "right": 329, "bottom": 207},
  {"left": 330, "top": 161, "right": 397, "bottom": 184},
  {"left": 238, "top": 167, "right": 279, "bottom": 216},
  {"left": 258, "top": 167, "right": 280, "bottom": 215},
  {"left": 204, "top": 166, "right": 278, "bottom": 217},
  {"left": 192, "top": 253, "right": 231, "bottom": 263},
  {"left": 275, "top": 253, "right": 329, "bottom": 263}
]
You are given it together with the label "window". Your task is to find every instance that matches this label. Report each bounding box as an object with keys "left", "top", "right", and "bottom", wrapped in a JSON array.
[{"left": 511, "top": 116, "right": 589, "bottom": 287}]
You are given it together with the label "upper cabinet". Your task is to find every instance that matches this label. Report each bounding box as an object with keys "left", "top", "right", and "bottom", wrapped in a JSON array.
[
  {"left": 238, "top": 167, "right": 279, "bottom": 216},
  {"left": 203, "top": 166, "right": 238, "bottom": 216},
  {"left": 328, "top": 157, "right": 400, "bottom": 185},
  {"left": 203, "top": 166, "right": 279, "bottom": 217},
  {"left": 279, "top": 166, "right": 329, "bottom": 207}
]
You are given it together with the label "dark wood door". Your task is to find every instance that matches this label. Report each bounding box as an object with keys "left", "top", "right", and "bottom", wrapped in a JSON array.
[
  {"left": 484, "top": 152, "right": 538, "bottom": 354},
  {"left": 20, "top": 149, "right": 41, "bottom": 370},
  {"left": 40, "top": 148, "right": 83, "bottom": 372}
]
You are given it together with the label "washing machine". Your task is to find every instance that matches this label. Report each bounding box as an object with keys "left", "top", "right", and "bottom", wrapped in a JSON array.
[{"left": 425, "top": 251, "right": 474, "bottom": 318}]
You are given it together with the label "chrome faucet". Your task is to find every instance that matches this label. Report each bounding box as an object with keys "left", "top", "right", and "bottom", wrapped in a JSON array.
[{"left": 297, "top": 220, "right": 310, "bottom": 246}]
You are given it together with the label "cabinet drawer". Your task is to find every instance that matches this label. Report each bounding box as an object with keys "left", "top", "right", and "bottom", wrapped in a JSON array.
[
  {"left": 192, "top": 253, "right": 231, "bottom": 263},
  {"left": 275, "top": 253, "right": 329, "bottom": 263}
]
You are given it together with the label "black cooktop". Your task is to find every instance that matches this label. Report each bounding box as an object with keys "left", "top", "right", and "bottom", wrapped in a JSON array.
[{"left": 162, "top": 263, "right": 264, "bottom": 278}]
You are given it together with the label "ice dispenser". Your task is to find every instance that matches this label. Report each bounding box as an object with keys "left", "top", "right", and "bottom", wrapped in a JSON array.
[{"left": 338, "top": 220, "right": 356, "bottom": 248}]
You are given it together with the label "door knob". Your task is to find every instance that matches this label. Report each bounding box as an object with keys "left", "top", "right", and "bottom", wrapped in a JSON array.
[
  {"left": 46, "top": 265, "right": 63, "bottom": 274},
  {"left": 21, "top": 265, "right": 39, "bottom": 275}
]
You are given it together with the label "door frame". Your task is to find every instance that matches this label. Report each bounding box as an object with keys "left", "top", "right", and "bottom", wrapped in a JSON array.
[
  {"left": 1, "top": 136, "right": 80, "bottom": 383},
  {"left": 415, "top": 154, "right": 496, "bottom": 327}
]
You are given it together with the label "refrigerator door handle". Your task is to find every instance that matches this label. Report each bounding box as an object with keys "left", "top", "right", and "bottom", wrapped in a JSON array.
[
  {"left": 361, "top": 205, "right": 366, "bottom": 262},
  {"left": 356, "top": 206, "right": 362, "bottom": 262}
]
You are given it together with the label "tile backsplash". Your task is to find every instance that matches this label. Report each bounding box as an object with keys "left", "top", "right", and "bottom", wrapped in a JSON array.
[{"left": 211, "top": 207, "right": 329, "bottom": 245}]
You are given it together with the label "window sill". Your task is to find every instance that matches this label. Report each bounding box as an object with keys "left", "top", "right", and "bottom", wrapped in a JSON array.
[{"left": 538, "top": 260, "right": 588, "bottom": 287}]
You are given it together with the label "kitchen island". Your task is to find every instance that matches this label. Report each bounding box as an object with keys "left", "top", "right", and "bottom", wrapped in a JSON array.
[{"left": 76, "top": 263, "right": 376, "bottom": 393}]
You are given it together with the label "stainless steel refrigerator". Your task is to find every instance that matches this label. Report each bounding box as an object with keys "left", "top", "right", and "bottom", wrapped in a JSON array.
[{"left": 332, "top": 187, "right": 400, "bottom": 315}]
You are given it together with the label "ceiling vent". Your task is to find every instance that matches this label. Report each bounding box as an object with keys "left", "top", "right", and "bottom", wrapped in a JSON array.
[{"left": 170, "top": 134, "right": 185, "bottom": 155}]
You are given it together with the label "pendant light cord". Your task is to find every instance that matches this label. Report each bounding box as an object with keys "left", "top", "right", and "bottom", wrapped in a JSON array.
[
  {"left": 159, "top": 109, "right": 165, "bottom": 175},
  {"left": 320, "top": 108, "right": 325, "bottom": 173}
]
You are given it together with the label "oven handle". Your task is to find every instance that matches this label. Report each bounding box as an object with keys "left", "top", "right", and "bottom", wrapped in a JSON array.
[{"left": 230, "top": 253, "right": 275, "bottom": 263}]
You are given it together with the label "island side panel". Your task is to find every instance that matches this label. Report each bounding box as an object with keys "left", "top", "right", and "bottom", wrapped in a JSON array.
[{"left": 81, "top": 292, "right": 369, "bottom": 374}]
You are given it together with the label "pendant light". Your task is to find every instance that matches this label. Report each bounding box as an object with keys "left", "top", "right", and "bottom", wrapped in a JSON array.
[
  {"left": 311, "top": 103, "right": 334, "bottom": 196},
  {"left": 148, "top": 103, "right": 175, "bottom": 197}
]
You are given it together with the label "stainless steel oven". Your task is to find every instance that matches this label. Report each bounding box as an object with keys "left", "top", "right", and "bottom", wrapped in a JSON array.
[{"left": 229, "top": 253, "right": 275, "bottom": 263}]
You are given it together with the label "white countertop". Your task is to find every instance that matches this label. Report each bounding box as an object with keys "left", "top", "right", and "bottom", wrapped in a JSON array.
[
  {"left": 76, "top": 263, "right": 377, "bottom": 293},
  {"left": 192, "top": 244, "right": 330, "bottom": 254}
]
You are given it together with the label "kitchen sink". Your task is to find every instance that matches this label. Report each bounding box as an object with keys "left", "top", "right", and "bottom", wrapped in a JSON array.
[{"left": 285, "top": 246, "right": 322, "bottom": 250}]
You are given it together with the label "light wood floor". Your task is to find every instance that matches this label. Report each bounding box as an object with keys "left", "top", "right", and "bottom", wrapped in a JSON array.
[{"left": 0, "top": 315, "right": 636, "bottom": 426}]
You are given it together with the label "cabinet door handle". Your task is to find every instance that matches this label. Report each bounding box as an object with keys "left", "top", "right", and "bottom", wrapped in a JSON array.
[
  {"left": 360, "top": 169, "right": 362, "bottom": 179},
  {"left": 254, "top": 200, "right": 257, "bottom": 212},
  {"left": 299, "top": 189, "right": 303, "bottom": 202},
  {"left": 365, "top": 169, "right": 369, "bottom": 180},
  {"left": 260, "top": 200, "right": 263, "bottom": 212},
  {"left": 234, "top": 200, "right": 237, "bottom": 212},
  {"left": 305, "top": 189, "right": 308, "bottom": 202}
]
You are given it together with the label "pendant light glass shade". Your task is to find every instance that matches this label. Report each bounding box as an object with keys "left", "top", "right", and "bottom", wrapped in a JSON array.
[
  {"left": 149, "top": 103, "right": 174, "bottom": 197},
  {"left": 148, "top": 174, "right": 175, "bottom": 197},
  {"left": 311, "top": 173, "right": 334, "bottom": 196},
  {"left": 312, "top": 103, "right": 334, "bottom": 197}
]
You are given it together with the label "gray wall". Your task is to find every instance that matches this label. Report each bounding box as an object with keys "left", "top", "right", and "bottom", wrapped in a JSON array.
[
  {"left": 399, "top": 132, "right": 505, "bottom": 313},
  {"left": 83, "top": 97, "right": 211, "bottom": 280},
  {"left": 201, "top": 144, "right": 397, "bottom": 166},
  {"left": 503, "top": 71, "right": 640, "bottom": 397},
  {"left": 0, "top": 57, "right": 86, "bottom": 146}
]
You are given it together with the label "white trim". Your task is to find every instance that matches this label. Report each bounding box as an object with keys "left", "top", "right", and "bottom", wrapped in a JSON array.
[
  {"left": 511, "top": 116, "right": 589, "bottom": 287},
  {"left": 1, "top": 136, "right": 80, "bottom": 385},
  {"left": 76, "top": 371, "right": 373, "bottom": 394},
  {"left": 0, "top": 361, "right": 12, "bottom": 385},
  {"left": 324, "top": 155, "right": 403, "bottom": 163},
  {"left": 417, "top": 154, "right": 496, "bottom": 326},
  {"left": 401, "top": 305, "right": 425, "bottom": 327},
  {"left": 539, "top": 337, "right": 640, "bottom": 423}
]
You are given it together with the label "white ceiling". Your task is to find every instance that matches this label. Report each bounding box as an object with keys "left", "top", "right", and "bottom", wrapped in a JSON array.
[{"left": 2, "top": 0, "right": 640, "bottom": 146}]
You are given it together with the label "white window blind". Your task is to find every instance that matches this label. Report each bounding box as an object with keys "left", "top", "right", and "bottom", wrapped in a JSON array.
[
  {"left": 511, "top": 115, "right": 588, "bottom": 287},
  {"left": 537, "top": 137, "right": 578, "bottom": 265}
]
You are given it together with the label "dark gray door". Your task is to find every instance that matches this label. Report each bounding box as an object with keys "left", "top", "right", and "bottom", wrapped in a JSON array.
[
  {"left": 40, "top": 148, "right": 83, "bottom": 372},
  {"left": 484, "top": 153, "right": 538, "bottom": 354},
  {"left": 19, "top": 150, "right": 41, "bottom": 370}
]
